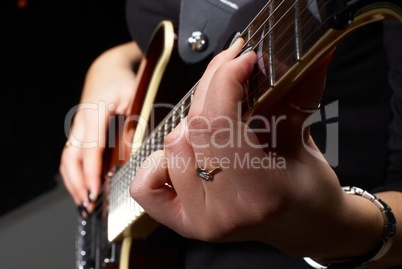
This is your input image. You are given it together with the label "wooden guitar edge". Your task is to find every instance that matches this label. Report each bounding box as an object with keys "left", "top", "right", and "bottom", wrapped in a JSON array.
[
  {"left": 106, "top": 20, "right": 176, "bottom": 268},
  {"left": 130, "top": 20, "right": 176, "bottom": 153},
  {"left": 119, "top": 214, "right": 162, "bottom": 269}
]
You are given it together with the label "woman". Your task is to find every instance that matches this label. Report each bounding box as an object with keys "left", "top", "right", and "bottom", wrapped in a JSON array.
[{"left": 60, "top": 0, "right": 402, "bottom": 268}]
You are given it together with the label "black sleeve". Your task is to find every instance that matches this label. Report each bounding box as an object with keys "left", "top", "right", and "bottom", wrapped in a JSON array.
[
  {"left": 375, "top": 20, "right": 402, "bottom": 193},
  {"left": 125, "top": 0, "right": 180, "bottom": 53}
]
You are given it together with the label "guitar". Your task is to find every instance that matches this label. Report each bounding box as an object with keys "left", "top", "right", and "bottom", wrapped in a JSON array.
[{"left": 76, "top": 1, "right": 402, "bottom": 268}]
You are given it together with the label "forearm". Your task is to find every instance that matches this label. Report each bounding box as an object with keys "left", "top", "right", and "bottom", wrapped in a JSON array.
[
  {"left": 89, "top": 41, "right": 143, "bottom": 72},
  {"left": 79, "top": 41, "right": 143, "bottom": 114}
]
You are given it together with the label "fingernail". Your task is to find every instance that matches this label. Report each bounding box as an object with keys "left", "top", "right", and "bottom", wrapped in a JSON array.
[
  {"left": 88, "top": 190, "right": 96, "bottom": 203},
  {"left": 77, "top": 204, "right": 89, "bottom": 218},
  {"left": 223, "top": 31, "right": 241, "bottom": 50}
]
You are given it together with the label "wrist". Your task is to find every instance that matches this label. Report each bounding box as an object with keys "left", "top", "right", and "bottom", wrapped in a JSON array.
[{"left": 304, "top": 186, "right": 396, "bottom": 269}]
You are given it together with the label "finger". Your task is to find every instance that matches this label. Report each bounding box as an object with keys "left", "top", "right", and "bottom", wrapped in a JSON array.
[
  {"left": 150, "top": 117, "right": 212, "bottom": 237},
  {"left": 203, "top": 49, "right": 257, "bottom": 120},
  {"left": 163, "top": 118, "right": 206, "bottom": 209},
  {"left": 59, "top": 147, "right": 90, "bottom": 206},
  {"left": 73, "top": 103, "right": 109, "bottom": 203},
  {"left": 130, "top": 150, "right": 190, "bottom": 235},
  {"left": 81, "top": 147, "right": 103, "bottom": 202},
  {"left": 61, "top": 112, "right": 105, "bottom": 214},
  {"left": 202, "top": 49, "right": 259, "bottom": 165},
  {"left": 189, "top": 38, "right": 246, "bottom": 117},
  {"left": 200, "top": 50, "right": 277, "bottom": 196},
  {"left": 188, "top": 39, "right": 247, "bottom": 169}
]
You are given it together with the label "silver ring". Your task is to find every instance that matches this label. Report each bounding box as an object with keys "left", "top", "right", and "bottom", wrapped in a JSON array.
[
  {"left": 288, "top": 101, "right": 320, "bottom": 114},
  {"left": 196, "top": 166, "right": 221, "bottom": 181}
]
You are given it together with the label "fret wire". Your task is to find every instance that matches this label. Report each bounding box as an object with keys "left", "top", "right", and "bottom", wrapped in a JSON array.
[
  {"left": 190, "top": 88, "right": 195, "bottom": 102},
  {"left": 294, "top": 0, "right": 302, "bottom": 61},
  {"left": 172, "top": 115, "right": 182, "bottom": 129},
  {"left": 109, "top": 0, "right": 349, "bottom": 235},
  {"left": 148, "top": 83, "right": 196, "bottom": 146},
  {"left": 240, "top": 0, "right": 298, "bottom": 100},
  {"left": 247, "top": 1, "right": 296, "bottom": 53},
  {"left": 116, "top": 173, "right": 122, "bottom": 226},
  {"left": 265, "top": 13, "right": 300, "bottom": 64},
  {"left": 141, "top": 145, "right": 146, "bottom": 164},
  {"left": 246, "top": 0, "right": 321, "bottom": 54},
  {"left": 242, "top": 0, "right": 340, "bottom": 52},
  {"left": 145, "top": 138, "right": 151, "bottom": 158},
  {"left": 268, "top": 3, "right": 275, "bottom": 87},
  {"left": 128, "top": 164, "right": 134, "bottom": 221},
  {"left": 125, "top": 173, "right": 129, "bottom": 226},
  {"left": 241, "top": 1, "right": 298, "bottom": 93},
  {"left": 134, "top": 153, "right": 140, "bottom": 219},
  {"left": 163, "top": 118, "right": 169, "bottom": 138},
  {"left": 240, "top": 0, "right": 274, "bottom": 45},
  {"left": 253, "top": 0, "right": 347, "bottom": 60},
  {"left": 180, "top": 100, "right": 186, "bottom": 120},
  {"left": 241, "top": 0, "right": 285, "bottom": 49},
  {"left": 241, "top": 2, "right": 337, "bottom": 106},
  {"left": 120, "top": 167, "right": 125, "bottom": 220},
  {"left": 111, "top": 0, "right": 350, "bottom": 191},
  {"left": 129, "top": 154, "right": 137, "bottom": 223},
  {"left": 124, "top": 86, "right": 197, "bottom": 168},
  {"left": 171, "top": 107, "right": 178, "bottom": 128},
  {"left": 151, "top": 131, "right": 157, "bottom": 152},
  {"left": 157, "top": 126, "right": 164, "bottom": 150},
  {"left": 134, "top": 151, "right": 139, "bottom": 173},
  {"left": 141, "top": 87, "right": 195, "bottom": 150}
]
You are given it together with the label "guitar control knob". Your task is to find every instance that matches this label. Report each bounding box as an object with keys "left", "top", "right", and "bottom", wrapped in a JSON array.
[{"left": 188, "top": 31, "right": 208, "bottom": 52}]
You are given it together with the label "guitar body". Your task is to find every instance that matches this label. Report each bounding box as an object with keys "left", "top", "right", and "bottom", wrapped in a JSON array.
[{"left": 75, "top": 2, "right": 402, "bottom": 269}]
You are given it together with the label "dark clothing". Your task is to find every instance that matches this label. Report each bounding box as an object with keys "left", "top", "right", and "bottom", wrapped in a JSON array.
[
  {"left": 125, "top": 0, "right": 402, "bottom": 267},
  {"left": 126, "top": 0, "right": 180, "bottom": 53},
  {"left": 126, "top": 0, "right": 402, "bottom": 192}
]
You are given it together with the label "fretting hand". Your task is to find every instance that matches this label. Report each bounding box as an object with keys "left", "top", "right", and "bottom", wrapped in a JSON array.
[{"left": 130, "top": 39, "right": 384, "bottom": 259}]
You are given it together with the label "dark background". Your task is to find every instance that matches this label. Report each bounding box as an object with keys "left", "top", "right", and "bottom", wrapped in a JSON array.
[{"left": 0, "top": 0, "right": 131, "bottom": 215}]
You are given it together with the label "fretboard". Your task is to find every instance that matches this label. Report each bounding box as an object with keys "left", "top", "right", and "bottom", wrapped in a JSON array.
[
  {"left": 107, "top": 86, "right": 197, "bottom": 240},
  {"left": 107, "top": 0, "right": 386, "bottom": 241}
]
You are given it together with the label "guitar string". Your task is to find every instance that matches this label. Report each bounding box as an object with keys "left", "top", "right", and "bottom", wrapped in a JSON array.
[
  {"left": 242, "top": 0, "right": 355, "bottom": 113},
  {"left": 104, "top": 1, "right": 349, "bottom": 214},
  {"left": 243, "top": 0, "right": 332, "bottom": 97},
  {"left": 130, "top": 0, "right": 339, "bottom": 153},
  {"left": 102, "top": 1, "right": 352, "bottom": 219},
  {"left": 149, "top": 0, "right": 346, "bottom": 140}
]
